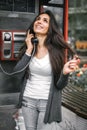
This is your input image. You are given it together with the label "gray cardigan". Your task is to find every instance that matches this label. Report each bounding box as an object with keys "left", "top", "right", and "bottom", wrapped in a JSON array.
[{"left": 14, "top": 54, "right": 69, "bottom": 123}]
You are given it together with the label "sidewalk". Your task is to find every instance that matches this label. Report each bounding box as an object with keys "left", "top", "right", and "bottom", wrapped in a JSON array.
[{"left": 14, "top": 107, "right": 87, "bottom": 130}]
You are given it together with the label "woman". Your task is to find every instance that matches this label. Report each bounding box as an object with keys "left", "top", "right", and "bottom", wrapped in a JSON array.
[{"left": 14, "top": 10, "right": 80, "bottom": 130}]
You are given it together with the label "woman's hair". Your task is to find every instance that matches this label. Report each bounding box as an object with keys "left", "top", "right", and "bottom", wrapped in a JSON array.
[{"left": 19, "top": 10, "right": 74, "bottom": 81}]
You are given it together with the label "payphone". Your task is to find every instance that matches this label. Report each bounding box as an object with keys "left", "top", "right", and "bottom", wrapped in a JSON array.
[{"left": 0, "top": 30, "right": 26, "bottom": 60}]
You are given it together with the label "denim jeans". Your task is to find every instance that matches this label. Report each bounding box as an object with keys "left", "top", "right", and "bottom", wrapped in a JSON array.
[{"left": 22, "top": 96, "right": 48, "bottom": 130}]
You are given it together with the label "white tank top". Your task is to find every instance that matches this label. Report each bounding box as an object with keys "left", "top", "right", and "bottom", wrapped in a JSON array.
[{"left": 23, "top": 53, "right": 52, "bottom": 99}]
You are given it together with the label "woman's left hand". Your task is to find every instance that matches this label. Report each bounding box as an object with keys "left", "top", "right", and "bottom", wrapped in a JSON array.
[{"left": 63, "top": 55, "right": 80, "bottom": 75}]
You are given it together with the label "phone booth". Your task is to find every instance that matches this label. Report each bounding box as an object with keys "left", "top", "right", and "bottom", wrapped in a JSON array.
[
  {"left": 0, "top": 0, "right": 68, "bottom": 130},
  {"left": 0, "top": 30, "right": 26, "bottom": 61}
]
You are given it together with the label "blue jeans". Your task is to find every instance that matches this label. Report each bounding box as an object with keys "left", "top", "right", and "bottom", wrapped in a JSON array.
[{"left": 22, "top": 96, "right": 48, "bottom": 130}]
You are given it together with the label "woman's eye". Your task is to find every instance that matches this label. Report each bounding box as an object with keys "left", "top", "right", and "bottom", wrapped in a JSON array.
[
  {"left": 36, "top": 17, "right": 40, "bottom": 21},
  {"left": 35, "top": 17, "right": 49, "bottom": 23},
  {"left": 44, "top": 19, "right": 48, "bottom": 23}
]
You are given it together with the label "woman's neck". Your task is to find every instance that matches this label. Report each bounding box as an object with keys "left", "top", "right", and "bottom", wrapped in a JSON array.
[{"left": 36, "top": 34, "right": 47, "bottom": 47}]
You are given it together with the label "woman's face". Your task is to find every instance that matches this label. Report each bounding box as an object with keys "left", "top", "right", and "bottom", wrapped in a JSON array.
[{"left": 33, "top": 13, "right": 50, "bottom": 36}]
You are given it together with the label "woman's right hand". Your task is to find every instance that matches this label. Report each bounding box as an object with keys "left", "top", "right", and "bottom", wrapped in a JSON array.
[{"left": 25, "top": 30, "right": 34, "bottom": 55}]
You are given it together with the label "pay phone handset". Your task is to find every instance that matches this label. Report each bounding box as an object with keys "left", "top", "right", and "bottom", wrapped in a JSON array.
[
  {"left": 31, "top": 37, "right": 38, "bottom": 45},
  {"left": 0, "top": 35, "right": 38, "bottom": 75},
  {"left": 28, "top": 29, "right": 38, "bottom": 45}
]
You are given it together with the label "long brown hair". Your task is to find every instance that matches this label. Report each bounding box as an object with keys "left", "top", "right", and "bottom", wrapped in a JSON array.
[{"left": 19, "top": 10, "right": 75, "bottom": 81}]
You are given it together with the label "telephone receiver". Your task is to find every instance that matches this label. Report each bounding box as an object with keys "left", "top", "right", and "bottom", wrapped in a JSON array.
[
  {"left": 28, "top": 29, "right": 38, "bottom": 45},
  {"left": 31, "top": 37, "right": 38, "bottom": 45}
]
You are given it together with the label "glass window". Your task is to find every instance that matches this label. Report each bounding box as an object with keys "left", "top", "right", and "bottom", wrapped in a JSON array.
[{"left": 68, "top": 0, "right": 87, "bottom": 63}]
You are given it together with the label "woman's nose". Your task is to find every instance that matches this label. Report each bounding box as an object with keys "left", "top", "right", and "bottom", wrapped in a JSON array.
[{"left": 37, "top": 19, "right": 42, "bottom": 24}]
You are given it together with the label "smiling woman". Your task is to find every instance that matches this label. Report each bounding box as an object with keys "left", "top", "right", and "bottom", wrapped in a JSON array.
[{"left": 12, "top": 10, "right": 80, "bottom": 130}]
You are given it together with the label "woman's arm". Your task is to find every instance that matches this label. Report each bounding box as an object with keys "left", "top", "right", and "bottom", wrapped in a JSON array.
[
  {"left": 56, "top": 72, "right": 69, "bottom": 90},
  {"left": 14, "top": 53, "right": 31, "bottom": 72},
  {"left": 12, "top": 53, "right": 31, "bottom": 80}
]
